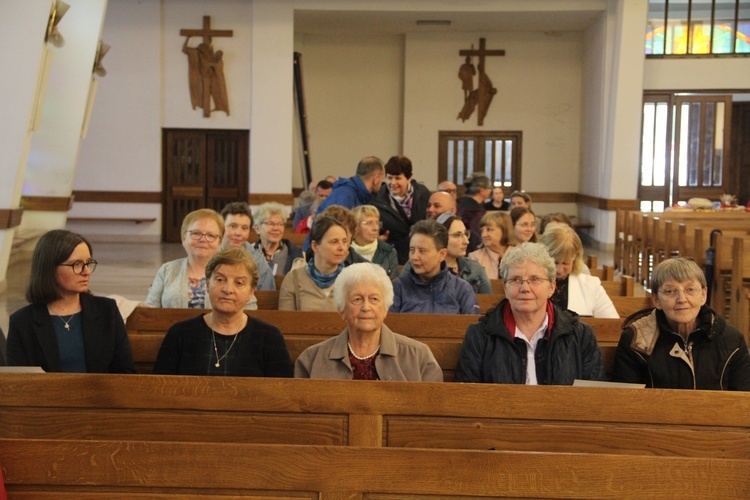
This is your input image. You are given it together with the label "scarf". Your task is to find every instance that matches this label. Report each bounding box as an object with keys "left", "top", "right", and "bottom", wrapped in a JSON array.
[
  {"left": 307, "top": 259, "right": 344, "bottom": 289},
  {"left": 391, "top": 183, "right": 414, "bottom": 218},
  {"left": 350, "top": 239, "right": 378, "bottom": 261}
]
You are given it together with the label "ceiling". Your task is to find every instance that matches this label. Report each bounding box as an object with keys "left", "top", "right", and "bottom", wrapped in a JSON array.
[{"left": 294, "top": 9, "right": 605, "bottom": 36}]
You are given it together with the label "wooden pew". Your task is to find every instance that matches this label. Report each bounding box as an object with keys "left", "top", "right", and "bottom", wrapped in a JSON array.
[
  {"left": 3, "top": 438, "right": 747, "bottom": 498},
  {"left": 127, "top": 308, "right": 627, "bottom": 379},
  {"left": 475, "top": 293, "right": 650, "bottom": 316},
  {"left": 729, "top": 237, "right": 750, "bottom": 344}
]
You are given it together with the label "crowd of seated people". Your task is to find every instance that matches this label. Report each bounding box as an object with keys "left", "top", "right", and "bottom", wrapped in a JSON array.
[{"left": 4, "top": 170, "right": 750, "bottom": 392}]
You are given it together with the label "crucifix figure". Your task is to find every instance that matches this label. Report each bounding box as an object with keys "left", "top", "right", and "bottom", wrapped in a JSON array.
[
  {"left": 457, "top": 38, "right": 505, "bottom": 126},
  {"left": 180, "top": 16, "right": 233, "bottom": 117}
]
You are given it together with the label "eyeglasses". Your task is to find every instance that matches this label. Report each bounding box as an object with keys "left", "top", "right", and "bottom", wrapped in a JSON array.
[
  {"left": 58, "top": 259, "right": 98, "bottom": 274},
  {"left": 504, "top": 276, "right": 551, "bottom": 288},
  {"left": 659, "top": 286, "right": 704, "bottom": 298},
  {"left": 188, "top": 231, "right": 220, "bottom": 242},
  {"left": 261, "top": 222, "right": 285, "bottom": 228},
  {"left": 361, "top": 221, "right": 382, "bottom": 228},
  {"left": 449, "top": 230, "right": 470, "bottom": 239}
]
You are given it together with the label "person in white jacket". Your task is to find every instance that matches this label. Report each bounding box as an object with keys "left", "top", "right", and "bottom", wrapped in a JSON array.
[{"left": 540, "top": 226, "right": 619, "bottom": 318}]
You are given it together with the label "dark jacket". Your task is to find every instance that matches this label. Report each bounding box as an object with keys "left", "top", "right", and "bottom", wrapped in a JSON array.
[
  {"left": 456, "top": 196, "right": 486, "bottom": 235},
  {"left": 255, "top": 239, "right": 303, "bottom": 276},
  {"left": 612, "top": 306, "right": 750, "bottom": 390},
  {"left": 373, "top": 240, "right": 399, "bottom": 279},
  {"left": 401, "top": 257, "right": 491, "bottom": 294},
  {"left": 454, "top": 299, "right": 606, "bottom": 384},
  {"left": 390, "top": 264, "right": 479, "bottom": 315},
  {"left": 7, "top": 294, "right": 135, "bottom": 373},
  {"left": 371, "top": 180, "right": 430, "bottom": 264}
]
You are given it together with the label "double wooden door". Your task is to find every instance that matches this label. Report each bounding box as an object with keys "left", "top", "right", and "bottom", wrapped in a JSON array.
[{"left": 162, "top": 129, "right": 248, "bottom": 242}]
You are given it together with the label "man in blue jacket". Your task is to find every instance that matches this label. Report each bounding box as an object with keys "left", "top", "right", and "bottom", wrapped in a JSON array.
[{"left": 303, "top": 156, "right": 385, "bottom": 251}]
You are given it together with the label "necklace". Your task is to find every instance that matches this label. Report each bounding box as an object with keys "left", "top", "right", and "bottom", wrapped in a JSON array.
[
  {"left": 56, "top": 313, "right": 77, "bottom": 331},
  {"left": 209, "top": 314, "right": 242, "bottom": 368},
  {"left": 347, "top": 342, "right": 380, "bottom": 361}
]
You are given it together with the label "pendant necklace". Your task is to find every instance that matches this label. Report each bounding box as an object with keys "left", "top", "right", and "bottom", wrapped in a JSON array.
[
  {"left": 210, "top": 315, "right": 241, "bottom": 368},
  {"left": 57, "top": 313, "right": 77, "bottom": 331}
]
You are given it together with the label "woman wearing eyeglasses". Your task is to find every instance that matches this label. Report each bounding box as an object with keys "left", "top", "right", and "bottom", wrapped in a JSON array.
[
  {"left": 252, "top": 202, "right": 303, "bottom": 276},
  {"left": 613, "top": 258, "right": 750, "bottom": 390},
  {"left": 146, "top": 209, "right": 243, "bottom": 309},
  {"left": 350, "top": 205, "right": 398, "bottom": 278},
  {"left": 7, "top": 230, "right": 135, "bottom": 373},
  {"left": 455, "top": 242, "right": 605, "bottom": 384}
]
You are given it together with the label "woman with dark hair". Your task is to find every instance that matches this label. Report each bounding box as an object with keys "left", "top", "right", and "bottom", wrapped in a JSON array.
[
  {"left": 279, "top": 216, "right": 349, "bottom": 311},
  {"left": 7, "top": 230, "right": 135, "bottom": 373}
]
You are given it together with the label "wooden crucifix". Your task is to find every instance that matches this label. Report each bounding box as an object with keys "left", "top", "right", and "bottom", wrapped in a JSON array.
[
  {"left": 180, "top": 16, "right": 233, "bottom": 117},
  {"left": 457, "top": 38, "right": 505, "bottom": 126}
]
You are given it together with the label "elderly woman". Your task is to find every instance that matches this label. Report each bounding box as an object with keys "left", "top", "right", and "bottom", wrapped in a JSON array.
[
  {"left": 279, "top": 216, "right": 349, "bottom": 311},
  {"left": 454, "top": 242, "right": 605, "bottom": 384},
  {"left": 295, "top": 263, "right": 443, "bottom": 381},
  {"left": 403, "top": 215, "right": 491, "bottom": 294},
  {"left": 510, "top": 206, "right": 538, "bottom": 243},
  {"left": 7, "top": 230, "right": 135, "bottom": 373},
  {"left": 153, "top": 248, "right": 293, "bottom": 376},
  {"left": 612, "top": 258, "right": 750, "bottom": 390},
  {"left": 540, "top": 226, "right": 618, "bottom": 318},
  {"left": 350, "top": 205, "right": 398, "bottom": 278},
  {"left": 252, "top": 202, "right": 303, "bottom": 276},
  {"left": 468, "top": 211, "right": 514, "bottom": 280},
  {"left": 146, "top": 209, "right": 259, "bottom": 309}
]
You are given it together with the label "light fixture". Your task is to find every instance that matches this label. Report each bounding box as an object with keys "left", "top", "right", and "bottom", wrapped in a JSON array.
[
  {"left": 93, "top": 41, "right": 110, "bottom": 77},
  {"left": 46, "top": 1, "right": 70, "bottom": 48}
]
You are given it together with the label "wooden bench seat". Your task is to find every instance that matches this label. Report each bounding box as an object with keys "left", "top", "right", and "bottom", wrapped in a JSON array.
[
  {"left": 3, "top": 437, "right": 747, "bottom": 498},
  {"left": 127, "top": 308, "right": 630, "bottom": 379}
]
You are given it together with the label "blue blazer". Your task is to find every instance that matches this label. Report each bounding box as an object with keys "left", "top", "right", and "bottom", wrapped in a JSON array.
[{"left": 7, "top": 294, "right": 135, "bottom": 373}]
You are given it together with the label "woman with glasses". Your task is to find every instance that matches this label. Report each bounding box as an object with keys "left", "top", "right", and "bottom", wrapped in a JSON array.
[
  {"left": 540, "top": 226, "right": 618, "bottom": 318},
  {"left": 613, "top": 258, "right": 750, "bottom": 390},
  {"left": 7, "top": 230, "right": 135, "bottom": 373},
  {"left": 468, "top": 211, "right": 514, "bottom": 280},
  {"left": 252, "top": 202, "right": 303, "bottom": 276},
  {"left": 455, "top": 242, "right": 605, "bottom": 384},
  {"left": 350, "top": 205, "right": 398, "bottom": 278},
  {"left": 510, "top": 206, "right": 538, "bottom": 244},
  {"left": 402, "top": 215, "right": 491, "bottom": 294},
  {"left": 146, "top": 209, "right": 248, "bottom": 309}
]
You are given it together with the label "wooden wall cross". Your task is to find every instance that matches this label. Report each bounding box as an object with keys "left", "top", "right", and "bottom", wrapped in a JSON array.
[
  {"left": 180, "top": 16, "right": 233, "bottom": 117},
  {"left": 457, "top": 38, "right": 505, "bottom": 126}
]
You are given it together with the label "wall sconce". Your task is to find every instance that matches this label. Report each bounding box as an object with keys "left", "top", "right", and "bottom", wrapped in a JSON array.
[{"left": 46, "top": 1, "right": 70, "bottom": 48}]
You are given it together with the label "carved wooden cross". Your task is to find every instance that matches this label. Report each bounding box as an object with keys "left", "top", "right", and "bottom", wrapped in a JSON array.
[
  {"left": 180, "top": 16, "right": 233, "bottom": 45},
  {"left": 459, "top": 38, "right": 505, "bottom": 125}
]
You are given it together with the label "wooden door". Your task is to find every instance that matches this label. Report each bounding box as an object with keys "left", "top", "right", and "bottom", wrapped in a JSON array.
[{"left": 163, "top": 129, "right": 248, "bottom": 242}]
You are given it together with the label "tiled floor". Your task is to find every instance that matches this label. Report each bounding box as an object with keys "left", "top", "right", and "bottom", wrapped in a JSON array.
[{"left": 0, "top": 241, "right": 620, "bottom": 335}]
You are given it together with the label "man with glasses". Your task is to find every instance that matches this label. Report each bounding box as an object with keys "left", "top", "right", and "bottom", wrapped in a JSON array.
[
  {"left": 455, "top": 242, "right": 605, "bottom": 384},
  {"left": 613, "top": 258, "right": 750, "bottom": 390},
  {"left": 219, "top": 202, "right": 276, "bottom": 290}
]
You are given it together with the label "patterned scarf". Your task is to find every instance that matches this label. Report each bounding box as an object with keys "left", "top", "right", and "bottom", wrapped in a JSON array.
[
  {"left": 307, "top": 259, "right": 344, "bottom": 289},
  {"left": 391, "top": 183, "right": 414, "bottom": 218}
]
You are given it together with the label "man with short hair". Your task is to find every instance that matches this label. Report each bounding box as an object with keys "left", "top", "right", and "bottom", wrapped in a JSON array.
[
  {"left": 303, "top": 156, "right": 385, "bottom": 251},
  {"left": 219, "top": 202, "right": 276, "bottom": 290},
  {"left": 426, "top": 191, "right": 457, "bottom": 220},
  {"left": 457, "top": 174, "right": 491, "bottom": 235},
  {"left": 293, "top": 179, "right": 334, "bottom": 231},
  {"left": 437, "top": 180, "right": 458, "bottom": 199},
  {"left": 389, "top": 220, "right": 478, "bottom": 314},
  {"left": 372, "top": 155, "right": 431, "bottom": 264}
]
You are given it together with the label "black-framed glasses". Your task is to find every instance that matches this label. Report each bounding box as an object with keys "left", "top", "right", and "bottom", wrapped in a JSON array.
[
  {"left": 188, "top": 230, "right": 220, "bottom": 242},
  {"left": 58, "top": 259, "right": 98, "bottom": 274}
]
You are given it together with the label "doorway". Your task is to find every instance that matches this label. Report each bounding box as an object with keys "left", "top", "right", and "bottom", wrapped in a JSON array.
[{"left": 162, "top": 129, "right": 249, "bottom": 242}]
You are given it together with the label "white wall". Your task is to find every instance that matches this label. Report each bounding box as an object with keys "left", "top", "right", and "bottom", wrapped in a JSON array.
[
  {"left": 643, "top": 58, "right": 750, "bottom": 90},
  {"left": 294, "top": 33, "right": 404, "bottom": 180}
]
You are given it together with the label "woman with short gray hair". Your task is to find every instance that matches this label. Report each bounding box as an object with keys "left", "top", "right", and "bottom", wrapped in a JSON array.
[
  {"left": 613, "top": 258, "right": 750, "bottom": 390},
  {"left": 295, "top": 263, "right": 442, "bottom": 381},
  {"left": 455, "top": 242, "right": 605, "bottom": 385},
  {"left": 253, "top": 202, "right": 303, "bottom": 276}
]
